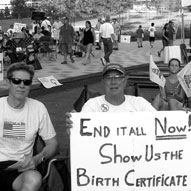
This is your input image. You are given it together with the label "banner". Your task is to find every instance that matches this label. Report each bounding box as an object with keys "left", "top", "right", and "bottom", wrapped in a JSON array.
[
  {"left": 177, "top": 62, "right": 191, "bottom": 97},
  {"left": 120, "top": 35, "right": 131, "bottom": 43},
  {"left": 71, "top": 112, "right": 191, "bottom": 191},
  {"left": 38, "top": 76, "right": 62, "bottom": 88},
  {"left": 181, "top": 0, "right": 191, "bottom": 7},
  {"left": 13, "top": 23, "right": 27, "bottom": 33},
  {"left": 0, "top": 52, "right": 3, "bottom": 81},
  {"left": 149, "top": 55, "right": 166, "bottom": 88}
]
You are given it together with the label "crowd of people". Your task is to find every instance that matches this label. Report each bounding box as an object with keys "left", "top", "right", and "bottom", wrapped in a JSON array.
[{"left": 0, "top": 15, "right": 122, "bottom": 67}]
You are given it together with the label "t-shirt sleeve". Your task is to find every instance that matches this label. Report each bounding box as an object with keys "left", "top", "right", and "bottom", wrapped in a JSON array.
[
  {"left": 38, "top": 104, "right": 56, "bottom": 140},
  {"left": 81, "top": 98, "right": 97, "bottom": 112},
  {"left": 137, "top": 97, "right": 156, "bottom": 111}
]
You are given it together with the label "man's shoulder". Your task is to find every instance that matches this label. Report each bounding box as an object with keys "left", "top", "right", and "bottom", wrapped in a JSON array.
[{"left": 26, "top": 98, "right": 45, "bottom": 108}]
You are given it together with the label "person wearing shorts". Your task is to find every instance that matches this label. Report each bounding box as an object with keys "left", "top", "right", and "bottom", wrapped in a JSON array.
[
  {"left": 59, "top": 17, "right": 75, "bottom": 64},
  {"left": 148, "top": 22, "right": 156, "bottom": 48}
]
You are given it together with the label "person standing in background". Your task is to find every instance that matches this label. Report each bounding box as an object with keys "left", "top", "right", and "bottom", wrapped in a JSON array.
[
  {"left": 95, "top": 18, "right": 102, "bottom": 50},
  {"left": 112, "top": 18, "right": 120, "bottom": 50},
  {"left": 168, "top": 20, "right": 176, "bottom": 46},
  {"left": 148, "top": 22, "right": 156, "bottom": 48},
  {"left": 59, "top": 17, "right": 75, "bottom": 64},
  {"left": 79, "top": 21, "right": 95, "bottom": 65},
  {"left": 99, "top": 15, "right": 115, "bottom": 66},
  {"left": 7, "top": 24, "right": 14, "bottom": 38},
  {"left": 136, "top": 25, "right": 144, "bottom": 48},
  {"left": 158, "top": 23, "right": 169, "bottom": 57},
  {"left": 41, "top": 17, "right": 51, "bottom": 32}
]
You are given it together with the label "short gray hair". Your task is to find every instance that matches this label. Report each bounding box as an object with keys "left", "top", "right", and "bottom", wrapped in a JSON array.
[{"left": 7, "top": 62, "right": 35, "bottom": 80}]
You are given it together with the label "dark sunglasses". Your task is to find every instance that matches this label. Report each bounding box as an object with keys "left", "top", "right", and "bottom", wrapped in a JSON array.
[{"left": 9, "top": 78, "right": 32, "bottom": 86}]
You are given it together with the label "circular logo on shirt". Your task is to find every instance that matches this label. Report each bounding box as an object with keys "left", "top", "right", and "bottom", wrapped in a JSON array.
[{"left": 101, "top": 104, "right": 109, "bottom": 112}]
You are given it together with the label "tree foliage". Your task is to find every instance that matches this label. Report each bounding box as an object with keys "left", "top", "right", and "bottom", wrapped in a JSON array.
[
  {"left": 11, "top": 0, "right": 31, "bottom": 18},
  {"left": 4, "top": 7, "right": 11, "bottom": 18}
]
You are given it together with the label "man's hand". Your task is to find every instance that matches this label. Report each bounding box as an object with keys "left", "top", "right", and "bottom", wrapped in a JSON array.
[
  {"left": 65, "top": 110, "right": 76, "bottom": 134},
  {"left": 6, "top": 156, "right": 36, "bottom": 172}
]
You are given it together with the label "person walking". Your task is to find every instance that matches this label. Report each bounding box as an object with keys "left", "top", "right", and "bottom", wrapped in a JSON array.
[
  {"left": 136, "top": 25, "right": 144, "bottom": 48},
  {"left": 99, "top": 15, "right": 115, "bottom": 66},
  {"left": 148, "top": 22, "right": 156, "bottom": 48},
  {"left": 59, "top": 17, "right": 75, "bottom": 64},
  {"left": 168, "top": 20, "right": 176, "bottom": 46},
  {"left": 79, "top": 21, "right": 95, "bottom": 65},
  {"left": 95, "top": 18, "right": 102, "bottom": 50},
  {"left": 112, "top": 18, "right": 120, "bottom": 50},
  {"left": 158, "top": 23, "right": 169, "bottom": 57}
]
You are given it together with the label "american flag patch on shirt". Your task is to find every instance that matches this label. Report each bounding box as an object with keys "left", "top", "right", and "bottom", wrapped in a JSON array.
[{"left": 3, "top": 122, "right": 25, "bottom": 138}]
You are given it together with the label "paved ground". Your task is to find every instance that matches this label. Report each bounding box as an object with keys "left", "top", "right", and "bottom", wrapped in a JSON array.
[{"left": 1, "top": 39, "right": 187, "bottom": 93}]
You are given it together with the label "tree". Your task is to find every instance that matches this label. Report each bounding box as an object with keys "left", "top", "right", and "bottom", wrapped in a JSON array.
[
  {"left": 11, "top": 0, "right": 30, "bottom": 18},
  {"left": 0, "top": 11, "right": 4, "bottom": 19},
  {"left": 4, "top": 7, "right": 10, "bottom": 18}
]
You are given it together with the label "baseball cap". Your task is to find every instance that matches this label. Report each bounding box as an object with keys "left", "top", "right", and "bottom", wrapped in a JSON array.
[{"left": 102, "top": 64, "right": 126, "bottom": 76}]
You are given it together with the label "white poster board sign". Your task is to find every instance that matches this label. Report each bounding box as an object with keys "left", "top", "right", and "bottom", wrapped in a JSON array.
[
  {"left": 71, "top": 111, "right": 191, "bottom": 191},
  {"left": 13, "top": 23, "right": 27, "bottom": 33},
  {"left": 120, "top": 35, "right": 131, "bottom": 43},
  {"left": 0, "top": 53, "right": 3, "bottom": 81},
  {"left": 38, "top": 76, "right": 62, "bottom": 88}
]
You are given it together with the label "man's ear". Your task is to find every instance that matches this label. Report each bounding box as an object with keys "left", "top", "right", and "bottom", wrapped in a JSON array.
[{"left": 6, "top": 78, "right": 11, "bottom": 87}]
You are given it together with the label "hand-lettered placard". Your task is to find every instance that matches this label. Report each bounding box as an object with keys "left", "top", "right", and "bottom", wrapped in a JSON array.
[{"left": 70, "top": 111, "right": 191, "bottom": 191}]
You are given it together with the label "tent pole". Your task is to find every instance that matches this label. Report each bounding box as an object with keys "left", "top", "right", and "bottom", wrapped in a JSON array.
[{"left": 181, "top": 7, "right": 185, "bottom": 44}]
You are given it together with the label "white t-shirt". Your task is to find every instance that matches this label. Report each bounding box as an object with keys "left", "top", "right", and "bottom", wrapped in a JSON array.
[
  {"left": 148, "top": 26, "right": 156, "bottom": 37},
  {"left": 41, "top": 19, "right": 51, "bottom": 31},
  {"left": 0, "top": 97, "right": 56, "bottom": 161},
  {"left": 99, "top": 22, "right": 114, "bottom": 38},
  {"left": 81, "top": 95, "right": 156, "bottom": 112}
]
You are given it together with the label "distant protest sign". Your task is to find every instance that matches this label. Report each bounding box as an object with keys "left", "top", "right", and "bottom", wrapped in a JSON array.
[
  {"left": 38, "top": 76, "right": 62, "bottom": 88},
  {"left": 71, "top": 112, "right": 191, "bottom": 191},
  {"left": 13, "top": 23, "right": 27, "bottom": 33}
]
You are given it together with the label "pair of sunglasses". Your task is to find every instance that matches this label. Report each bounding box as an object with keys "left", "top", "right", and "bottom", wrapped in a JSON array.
[{"left": 9, "top": 78, "right": 32, "bottom": 86}]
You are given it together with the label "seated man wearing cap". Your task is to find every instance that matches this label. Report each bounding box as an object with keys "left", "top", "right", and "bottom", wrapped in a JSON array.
[
  {"left": 65, "top": 64, "right": 156, "bottom": 128},
  {"left": 6, "top": 32, "right": 27, "bottom": 64}
]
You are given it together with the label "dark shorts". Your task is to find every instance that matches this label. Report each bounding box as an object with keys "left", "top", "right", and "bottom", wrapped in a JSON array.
[
  {"left": 60, "top": 43, "right": 73, "bottom": 54},
  {"left": 149, "top": 36, "right": 155, "bottom": 42},
  {"left": 0, "top": 161, "right": 21, "bottom": 191}
]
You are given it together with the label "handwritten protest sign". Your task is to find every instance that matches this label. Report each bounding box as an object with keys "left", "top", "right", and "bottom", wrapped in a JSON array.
[
  {"left": 38, "top": 76, "right": 62, "bottom": 88},
  {"left": 71, "top": 111, "right": 191, "bottom": 191},
  {"left": 149, "top": 54, "right": 166, "bottom": 88},
  {"left": 0, "top": 53, "right": 3, "bottom": 81},
  {"left": 13, "top": 23, "right": 27, "bottom": 33}
]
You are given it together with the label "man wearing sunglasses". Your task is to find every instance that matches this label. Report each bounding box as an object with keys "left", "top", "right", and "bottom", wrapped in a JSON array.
[{"left": 0, "top": 62, "right": 58, "bottom": 191}]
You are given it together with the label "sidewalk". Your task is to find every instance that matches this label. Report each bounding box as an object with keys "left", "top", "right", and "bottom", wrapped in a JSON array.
[{"left": 0, "top": 39, "right": 187, "bottom": 95}]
